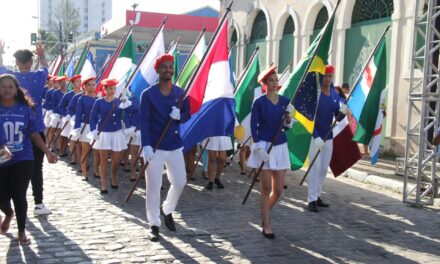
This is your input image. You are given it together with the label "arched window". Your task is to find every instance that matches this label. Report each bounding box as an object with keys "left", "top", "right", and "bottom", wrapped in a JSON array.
[
  {"left": 247, "top": 11, "right": 268, "bottom": 69},
  {"left": 279, "top": 16, "right": 295, "bottom": 72},
  {"left": 250, "top": 11, "right": 267, "bottom": 42},
  {"left": 231, "top": 30, "right": 237, "bottom": 45},
  {"left": 352, "top": 0, "right": 394, "bottom": 24},
  {"left": 314, "top": 7, "right": 328, "bottom": 30},
  {"left": 230, "top": 29, "right": 238, "bottom": 73}
]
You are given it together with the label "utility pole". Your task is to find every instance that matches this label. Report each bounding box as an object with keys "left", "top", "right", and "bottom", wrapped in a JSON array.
[{"left": 59, "top": 21, "right": 64, "bottom": 53}]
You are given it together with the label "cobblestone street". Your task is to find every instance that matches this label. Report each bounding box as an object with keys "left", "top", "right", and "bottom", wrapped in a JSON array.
[{"left": 1, "top": 157, "right": 440, "bottom": 263}]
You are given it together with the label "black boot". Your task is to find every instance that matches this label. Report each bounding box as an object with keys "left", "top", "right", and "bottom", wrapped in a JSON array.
[
  {"left": 214, "top": 178, "right": 224, "bottom": 189},
  {"left": 317, "top": 197, "right": 329, "bottom": 207},
  {"left": 161, "top": 207, "right": 176, "bottom": 231},
  {"left": 206, "top": 181, "right": 213, "bottom": 190},
  {"left": 308, "top": 201, "right": 319, "bottom": 213},
  {"left": 148, "top": 226, "right": 160, "bottom": 242}
]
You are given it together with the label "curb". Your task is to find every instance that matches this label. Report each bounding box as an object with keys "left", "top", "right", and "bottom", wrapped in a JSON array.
[{"left": 343, "top": 168, "right": 415, "bottom": 194}]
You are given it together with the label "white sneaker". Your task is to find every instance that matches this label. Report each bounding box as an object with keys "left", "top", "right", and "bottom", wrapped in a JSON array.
[{"left": 34, "top": 204, "right": 52, "bottom": 216}]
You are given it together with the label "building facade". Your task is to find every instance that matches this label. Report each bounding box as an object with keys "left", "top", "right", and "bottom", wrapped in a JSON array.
[
  {"left": 223, "top": 0, "right": 423, "bottom": 157},
  {"left": 39, "top": 0, "right": 112, "bottom": 35}
]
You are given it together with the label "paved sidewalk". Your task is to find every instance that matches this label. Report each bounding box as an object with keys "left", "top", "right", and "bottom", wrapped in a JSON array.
[{"left": 1, "top": 156, "right": 440, "bottom": 263}]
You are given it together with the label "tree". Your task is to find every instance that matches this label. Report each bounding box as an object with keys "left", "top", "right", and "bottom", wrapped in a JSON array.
[
  {"left": 50, "top": 0, "right": 80, "bottom": 53},
  {"left": 38, "top": 29, "right": 59, "bottom": 59}
]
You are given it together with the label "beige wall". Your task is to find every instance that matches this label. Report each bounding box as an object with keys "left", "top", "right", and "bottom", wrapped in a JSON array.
[{"left": 221, "top": 0, "right": 415, "bottom": 157}]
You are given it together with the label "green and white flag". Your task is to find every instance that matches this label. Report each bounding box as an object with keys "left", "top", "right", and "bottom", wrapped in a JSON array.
[
  {"left": 234, "top": 53, "right": 260, "bottom": 143},
  {"left": 176, "top": 33, "right": 206, "bottom": 89}
]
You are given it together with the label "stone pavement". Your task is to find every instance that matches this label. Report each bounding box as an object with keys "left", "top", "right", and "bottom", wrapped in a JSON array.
[{"left": 1, "top": 156, "right": 440, "bottom": 264}]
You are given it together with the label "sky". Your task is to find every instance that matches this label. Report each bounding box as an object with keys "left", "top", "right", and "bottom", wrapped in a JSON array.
[{"left": 0, "top": 0, "right": 220, "bottom": 66}]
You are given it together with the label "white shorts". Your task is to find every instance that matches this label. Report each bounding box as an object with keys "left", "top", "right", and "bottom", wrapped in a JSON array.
[
  {"left": 247, "top": 141, "right": 290, "bottom": 171},
  {"left": 93, "top": 130, "right": 127, "bottom": 151},
  {"left": 202, "top": 136, "right": 232, "bottom": 151}
]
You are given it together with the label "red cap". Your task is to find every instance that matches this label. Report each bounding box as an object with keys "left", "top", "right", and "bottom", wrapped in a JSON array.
[
  {"left": 100, "top": 78, "right": 118, "bottom": 87},
  {"left": 70, "top": 74, "right": 82, "bottom": 82},
  {"left": 154, "top": 54, "right": 174, "bottom": 70},
  {"left": 55, "top": 75, "right": 68, "bottom": 82},
  {"left": 258, "top": 65, "right": 277, "bottom": 84},
  {"left": 325, "top": 65, "right": 335, "bottom": 75},
  {"left": 81, "top": 76, "right": 96, "bottom": 87}
]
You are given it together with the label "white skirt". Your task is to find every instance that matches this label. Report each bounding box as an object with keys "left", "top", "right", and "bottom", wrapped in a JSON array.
[
  {"left": 247, "top": 141, "right": 290, "bottom": 171},
  {"left": 60, "top": 119, "right": 72, "bottom": 137},
  {"left": 72, "top": 123, "right": 91, "bottom": 143},
  {"left": 202, "top": 136, "right": 232, "bottom": 151},
  {"left": 44, "top": 110, "right": 52, "bottom": 128},
  {"left": 127, "top": 130, "right": 141, "bottom": 146},
  {"left": 93, "top": 130, "right": 127, "bottom": 151}
]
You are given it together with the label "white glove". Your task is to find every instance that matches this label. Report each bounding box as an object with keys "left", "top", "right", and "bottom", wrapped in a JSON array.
[
  {"left": 283, "top": 118, "right": 294, "bottom": 129},
  {"left": 142, "top": 146, "right": 155, "bottom": 162},
  {"left": 285, "top": 104, "right": 295, "bottom": 114},
  {"left": 87, "top": 130, "right": 99, "bottom": 141},
  {"left": 62, "top": 115, "right": 71, "bottom": 123},
  {"left": 251, "top": 142, "right": 269, "bottom": 162},
  {"left": 50, "top": 113, "right": 60, "bottom": 127},
  {"left": 339, "top": 104, "right": 348, "bottom": 115},
  {"left": 314, "top": 137, "right": 325, "bottom": 151},
  {"left": 169, "top": 106, "right": 180, "bottom": 121},
  {"left": 70, "top": 128, "right": 81, "bottom": 138},
  {"left": 119, "top": 99, "right": 132, "bottom": 109},
  {"left": 123, "top": 126, "right": 136, "bottom": 137},
  {"left": 0, "top": 146, "right": 12, "bottom": 164}
]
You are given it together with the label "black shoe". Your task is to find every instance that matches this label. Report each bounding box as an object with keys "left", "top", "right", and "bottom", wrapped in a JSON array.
[
  {"left": 94, "top": 173, "right": 100, "bottom": 178},
  {"left": 214, "top": 178, "right": 224, "bottom": 189},
  {"left": 308, "top": 201, "right": 319, "bottom": 213},
  {"left": 283, "top": 185, "right": 288, "bottom": 189},
  {"left": 262, "top": 229, "right": 275, "bottom": 239},
  {"left": 317, "top": 197, "right": 329, "bottom": 207},
  {"left": 148, "top": 226, "right": 160, "bottom": 242},
  {"left": 82, "top": 177, "right": 88, "bottom": 181},
  {"left": 206, "top": 181, "right": 213, "bottom": 190},
  {"left": 100, "top": 189, "right": 108, "bottom": 194},
  {"left": 70, "top": 161, "right": 77, "bottom": 165},
  {"left": 161, "top": 207, "right": 176, "bottom": 231},
  {"left": 111, "top": 184, "right": 118, "bottom": 189}
]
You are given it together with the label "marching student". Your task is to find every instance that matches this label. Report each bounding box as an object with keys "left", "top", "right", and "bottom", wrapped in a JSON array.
[
  {"left": 59, "top": 75, "right": 82, "bottom": 164},
  {"left": 0, "top": 74, "right": 57, "bottom": 245},
  {"left": 42, "top": 75, "right": 55, "bottom": 126},
  {"left": 89, "top": 78, "right": 127, "bottom": 193},
  {"left": 307, "top": 65, "right": 347, "bottom": 213},
  {"left": 202, "top": 135, "right": 232, "bottom": 190},
  {"left": 139, "top": 54, "right": 190, "bottom": 241},
  {"left": 123, "top": 96, "right": 145, "bottom": 181},
  {"left": 49, "top": 75, "right": 68, "bottom": 156},
  {"left": 67, "top": 77, "right": 84, "bottom": 166},
  {"left": 247, "top": 66, "right": 294, "bottom": 239},
  {"left": 71, "top": 77, "right": 100, "bottom": 181},
  {"left": 43, "top": 76, "right": 57, "bottom": 137},
  {"left": 0, "top": 41, "right": 52, "bottom": 216}
]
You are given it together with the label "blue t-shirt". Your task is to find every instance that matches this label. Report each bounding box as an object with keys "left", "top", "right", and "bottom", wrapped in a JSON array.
[
  {"left": 0, "top": 124, "right": 6, "bottom": 145},
  {"left": 251, "top": 95, "right": 290, "bottom": 146},
  {"left": 0, "top": 103, "right": 39, "bottom": 166},
  {"left": 89, "top": 98, "right": 124, "bottom": 132},
  {"left": 0, "top": 67, "right": 48, "bottom": 132},
  {"left": 74, "top": 95, "right": 96, "bottom": 129},
  {"left": 313, "top": 89, "right": 342, "bottom": 139},
  {"left": 139, "top": 84, "right": 190, "bottom": 150}
]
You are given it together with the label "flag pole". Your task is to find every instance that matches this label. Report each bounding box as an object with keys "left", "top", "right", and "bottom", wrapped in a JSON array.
[
  {"left": 66, "top": 42, "right": 90, "bottom": 90},
  {"left": 233, "top": 46, "right": 259, "bottom": 94},
  {"left": 125, "top": 1, "right": 234, "bottom": 203},
  {"left": 175, "top": 28, "right": 206, "bottom": 83},
  {"left": 95, "top": 54, "right": 111, "bottom": 82},
  {"left": 229, "top": 135, "right": 251, "bottom": 160},
  {"left": 279, "top": 61, "right": 292, "bottom": 80},
  {"left": 242, "top": 0, "right": 342, "bottom": 205},
  {"left": 298, "top": 25, "right": 390, "bottom": 186}
]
